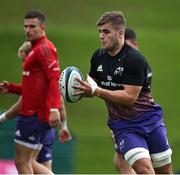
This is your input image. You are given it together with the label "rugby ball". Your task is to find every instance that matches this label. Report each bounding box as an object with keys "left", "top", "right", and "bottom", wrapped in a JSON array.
[{"left": 59, "top": 66, "right": 83, "bottom": 103}]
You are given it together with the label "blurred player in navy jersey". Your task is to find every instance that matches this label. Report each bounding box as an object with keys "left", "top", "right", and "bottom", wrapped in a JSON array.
[
  {"left": 74, "top": 11, "right": 173, "bottom": 174},
  {"left": 0, "top": 10, "right": 62, "bottom": 174}
]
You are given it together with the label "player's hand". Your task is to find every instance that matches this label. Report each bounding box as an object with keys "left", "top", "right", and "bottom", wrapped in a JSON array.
[
  {"left": 0, "top": 81, "right": 9, "bottom": 94},
  {"left": 73, "top": 75, "right": 99, "bottom": 97},
  {"left": 18, "top": 41, "right": 32, "bottom": 59},
  {"left": 58, "top": 128, "right": 72, "bottom": 143},
  {"left": 86, "top": 75, "right": 99, "bottom": 95},
  {"left": 73, "top": 78, "right": 92, "bottom": 97},
  {"left": 0, "top": 113, "right": 7, "bottom": 123},
  {"left": 49, "top": 110, "right": 61, "bottom": 128}
]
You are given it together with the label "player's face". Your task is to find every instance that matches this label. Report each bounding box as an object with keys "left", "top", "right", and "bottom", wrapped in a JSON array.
[
  {"left": 98, "top": 22, "right": 123, "bottom": 52},
  {"left": 24, "top": 18, "right": 45, "bottom": 41}
]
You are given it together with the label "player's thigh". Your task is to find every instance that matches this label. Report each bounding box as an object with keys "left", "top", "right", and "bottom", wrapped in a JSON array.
[
  {"left": 15, "top": 143, "right": 39, "bottom": 162},
  {"left": 148, "top": 125, "right": 172, "bottom": 170},
  {"left": 41, "top": 160, "right": 52, "bottom": 170},
  {"left": 15, "top": 115, "right": 51, "bottom": 150},
  {"left": 149, "top": 125, "right": 171, "bottom": 154},
  {"left": 116, "top": 132, "right": 149, "bottom": 162},
  {"left": 117, "top": 132, "right": 154, "bottom": 173}
]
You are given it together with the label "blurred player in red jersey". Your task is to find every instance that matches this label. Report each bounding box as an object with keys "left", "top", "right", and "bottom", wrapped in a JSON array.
[
  {"left": 0, "top": 10, "right": 62, "bottom": 174},
  {"left": 0, "top": 97, "right": 71, "bottom": 172},
  {"left": 0, "top": 41, "right": 72, "bottom": 173}
]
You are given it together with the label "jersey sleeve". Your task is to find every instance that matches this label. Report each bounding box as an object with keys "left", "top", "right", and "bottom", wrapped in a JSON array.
[
  {"left": 89, "top": 49, "right": 100, "bottom": 79},
  {"left": 8, "top": 83, "right": 22, "bottom": 95},
  {"left": 122, "top": 54, "right": 146, "bottom": 86},
  {"left": 38, "top": 46, "right": 60, "bottom": 80},
  {"left": 89, "top": 55, "right": 96, "bottom": 78},
  {"left": 37, "top": 44, "right": 61, "bottom": 109}
]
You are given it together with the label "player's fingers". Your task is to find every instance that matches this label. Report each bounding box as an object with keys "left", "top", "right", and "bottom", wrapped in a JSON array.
[
  {"left": 59, "top": 131, "right": 72, "bottom": 143},
  {"left": 73, "top": 84, "right": 87, "bottom": 90},
  {"left": 73, "top": 90, "right": 84, "bottom": 96},
  {"left": 75, "top": 78, "right": 88, "bottom": 86},
  {"left": 2, "top": 81, "right": 9, "bottom": 85},
  {"left": 0, "top": 83, "right": 5, "bottom": 87}
]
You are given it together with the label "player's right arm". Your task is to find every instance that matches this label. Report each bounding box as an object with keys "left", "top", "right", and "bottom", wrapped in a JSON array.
[
  {"left": 0, "top": 42, "right": 30, "bottom": 122},
  {"left": 0, "top": 96, "right": 21, "bottom": 122},
  {"left": 74, "top": 50, "right": 145, "bottom": 106},
  {"left": 0, "top": 81, "right": 22, "bottom": 95}
]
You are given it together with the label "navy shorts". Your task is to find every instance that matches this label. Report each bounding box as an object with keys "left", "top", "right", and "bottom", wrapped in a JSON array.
[
  {"left": 115, "top": 125, "right": 170, "bottom": 155},
  {"left": 14, "top": 115, "right": 52, "bottom": 150},
  {"left": 37, "top": 128, "right": 55, "bottom": 163},
  {"left": 108, "top": 106, "right": 171, "bottom": 155}
]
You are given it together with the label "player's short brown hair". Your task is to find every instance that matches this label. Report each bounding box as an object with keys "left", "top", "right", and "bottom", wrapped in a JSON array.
[
  {"left": 96, "top": 11, "right": 126, "bottom": 30},
  {"left": 24, "top": 10, "right": 45, "bottom": 24}
]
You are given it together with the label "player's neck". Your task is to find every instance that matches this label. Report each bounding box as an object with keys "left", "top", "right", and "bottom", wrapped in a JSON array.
[{"left": 107, "top": 40, "right": 124, "bottom": 57}]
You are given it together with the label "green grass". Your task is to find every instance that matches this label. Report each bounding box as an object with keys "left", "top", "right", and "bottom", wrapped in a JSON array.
[{"left": 0, "top": 0, "right": 180, "bottom": 173}]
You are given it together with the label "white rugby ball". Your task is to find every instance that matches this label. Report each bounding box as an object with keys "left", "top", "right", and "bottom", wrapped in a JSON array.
[{"left": 59, "top": 66, "right": 83, "bottom": 103}]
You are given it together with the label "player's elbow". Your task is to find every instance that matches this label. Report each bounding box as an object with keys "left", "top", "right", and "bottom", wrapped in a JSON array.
[{"left": 124, "top": 96, "right": 137, "bottom": 106}]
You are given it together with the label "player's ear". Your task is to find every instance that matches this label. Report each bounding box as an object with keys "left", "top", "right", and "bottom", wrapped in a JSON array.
[
  {"left": 117, "top": 30, "right": 124, "bottom": 38},
  {"left": 119, "top": 30, "right": 123, "bottom": 35},
  {"left": 40, "top": 24, "right": 46, "bottom": 35},
  {"left": 40, "top": 23, "right": 46, "bottom": 31},
  {"left": 41, "top": 24, "right": 46, "bottom": 30},
  {"left": 119, "top": 30, "right": 124, "bottom": 36}
]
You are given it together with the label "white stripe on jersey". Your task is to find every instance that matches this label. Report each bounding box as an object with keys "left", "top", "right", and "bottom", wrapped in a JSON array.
[{"left": 48, "top": 60, "right": 56, "bottom": 69}]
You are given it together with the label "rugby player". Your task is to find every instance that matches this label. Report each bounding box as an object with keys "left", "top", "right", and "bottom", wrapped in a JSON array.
[{"left": 74, "top": 11, "right": 173, "bottom": 174}]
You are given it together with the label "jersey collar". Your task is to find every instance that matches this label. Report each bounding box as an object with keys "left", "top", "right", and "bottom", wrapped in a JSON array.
[{"left": 31, "top": 35, "right": 46, "bottom": 47}]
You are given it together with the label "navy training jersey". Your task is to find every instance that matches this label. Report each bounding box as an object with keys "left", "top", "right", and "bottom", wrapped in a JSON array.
[{"left": 89, "top": 43, "right": 157, "bottom": 120}]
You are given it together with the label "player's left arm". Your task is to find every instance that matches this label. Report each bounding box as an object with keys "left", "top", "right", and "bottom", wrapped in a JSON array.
[
  {"left": 58, "top": 96, "right": 72, "bottom": 143},
  {"left": 0, "top": 81, "right": 22, "bottom": 95}
]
